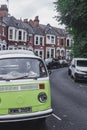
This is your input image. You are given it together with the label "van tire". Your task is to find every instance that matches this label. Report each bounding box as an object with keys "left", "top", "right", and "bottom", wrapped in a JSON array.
[
  {"left": 74, "top": 76, "right": 78, "bottom": 82},
  {"left": 68, "top": 69, "right": 71, "bottom": 75},
  {"left": 71, "top": 72, "right": 73, "bottom": 78}
]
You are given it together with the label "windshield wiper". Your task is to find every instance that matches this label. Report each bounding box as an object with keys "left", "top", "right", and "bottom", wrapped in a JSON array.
[
  {"left": 13, "top": 74, "right": 39, "bottom": 80},
  {"left": 0, "top": 77, "right": 13, "bottom": 81},
  {"left": 0, "top": 71, "right": 39, "bottom": 80},
  {"left": 0, "top": 74, "right": 39, "bottom": 80}
]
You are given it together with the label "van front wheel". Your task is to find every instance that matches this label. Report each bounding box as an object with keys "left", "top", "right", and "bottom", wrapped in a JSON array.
[{"left": 74, "top": 75, "right": 78, "bottom": 82}]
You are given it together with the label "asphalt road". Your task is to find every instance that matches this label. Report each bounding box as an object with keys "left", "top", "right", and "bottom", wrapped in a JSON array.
[
  {"left": 50, "top": 67, "right": 87, "bottom": 130},
  {"left": 0, "top": 67, "right": 87, "bottom": 130}
]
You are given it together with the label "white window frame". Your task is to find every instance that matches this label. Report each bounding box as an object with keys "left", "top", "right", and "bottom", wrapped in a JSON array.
[
  {"left": 15, "top": 29, "right": 18, "bottom": 41},
  {"left": 2, "top": 26, "right": 5, "bottom": 36},
  {"left": 46, "top": 47, "right": 55, "bottom": 58},
  {"left": 18, "top": 30, "right": 22, "bottom": 41},
  {"left": 8, "top": 27, "right": 18, "bottom": 41},
  {"left": 29, "top": 34, "right": 33, "bottom": 43},
  {"left": 46, "top": 34, "right": 55, "bottom": 44},
  {"left": 34, "top": 35, "right": 44, "bottom": 46},
  {"left": 23, "top": 31, "right": 27, "bottom": 42},
  {"left": 57, "top": 37, "right": 60, "bottom": 46},
  {"left": 8, "top": 27, "right": 14, "bottom": 40},
  {"left": 8, "top": 27, "right": 27, "bottom": 42},
  {"left": 34, "top": 49, "right": 44, "bottom": 59}
]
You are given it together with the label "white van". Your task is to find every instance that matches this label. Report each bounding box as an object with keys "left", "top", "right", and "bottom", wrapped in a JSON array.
[{"left": 68, "top": 58, "right": 87, "bottom": 82}]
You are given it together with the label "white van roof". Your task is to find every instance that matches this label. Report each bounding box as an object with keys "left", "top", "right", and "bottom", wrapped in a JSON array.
[
  {"left": 73, "top": 58, "right": 87, "bottom": 61},
  {"left": 0, "top": 50, "right": 34, "bottom": 55},
  {"left": 0, "top": 50, "right": 39, "bottom": 59}
]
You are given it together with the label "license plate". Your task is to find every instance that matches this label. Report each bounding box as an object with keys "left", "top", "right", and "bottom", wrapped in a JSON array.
[{"left": 8, "top": 107, "right": 32, "bottom": 114}]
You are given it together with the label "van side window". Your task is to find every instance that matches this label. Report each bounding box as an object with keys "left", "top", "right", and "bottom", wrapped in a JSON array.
[{"left": 39, "top": 61, "right": 47, "bottom": 77}]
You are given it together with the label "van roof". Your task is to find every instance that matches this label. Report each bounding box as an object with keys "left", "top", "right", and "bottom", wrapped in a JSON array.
[
  {"left": 0, "top": 50, "right": 39, "bottom": 59},
  {"left": 0, "top": 50, "right": 34, "bottom": 55},
  {"left": 73, "top": 58, "right": 87, "bottom": 61}
]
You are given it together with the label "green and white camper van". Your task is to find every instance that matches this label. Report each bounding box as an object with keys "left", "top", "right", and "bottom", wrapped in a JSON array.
[{"left": 0, "top": 50, "right": 52, "bottom": 122}]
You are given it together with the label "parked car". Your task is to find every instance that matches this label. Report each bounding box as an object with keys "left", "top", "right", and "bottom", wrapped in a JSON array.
[
  {"left": 68, "top": 58, "right": 87, "bottom": 82},
  {"left": 45, "top": 58, "right": 61, "bottom": 69},
  {"left": 59, "top": 59, "right": 68, "bottom": 67}
]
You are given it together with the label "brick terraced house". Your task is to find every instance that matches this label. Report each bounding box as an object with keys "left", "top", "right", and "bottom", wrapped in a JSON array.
[{"left": 0, "top": 4, "right": 73, "bottom": 60}]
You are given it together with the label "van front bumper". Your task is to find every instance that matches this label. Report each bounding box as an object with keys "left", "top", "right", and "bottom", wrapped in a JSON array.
[
  {"left": 75, "top": 73, "right": 87, "bottom": 81},
  {"left": 0, "top": 109, "right": 53, "bottom": 123}
]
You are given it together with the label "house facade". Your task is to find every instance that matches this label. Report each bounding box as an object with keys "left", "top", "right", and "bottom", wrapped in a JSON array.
[
  {"left": 0, "top": 4, "right": 73, "bottom": 60},
  {"left": 0, "top": 17, "right": 7, "bottom": 50}
]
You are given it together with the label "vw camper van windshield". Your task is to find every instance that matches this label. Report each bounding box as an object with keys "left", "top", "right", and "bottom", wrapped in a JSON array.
[{"left": 0, "top": 58, "right": 47, "bottom": 80}]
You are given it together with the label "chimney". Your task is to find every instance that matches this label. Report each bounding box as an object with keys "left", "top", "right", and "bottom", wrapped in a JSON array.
[
  {"left": 29, "top": 19, "right": 34, "bottom": 26},
  {"left": 34, "top": 16, "right": 39, "bottom": 27},
  {"left": 0, "top": 4, "right": 8, "bottom": 17}
]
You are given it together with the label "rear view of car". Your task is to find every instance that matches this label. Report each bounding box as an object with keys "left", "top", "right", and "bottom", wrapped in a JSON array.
[
  {"left": 59, "top": 59, "right": 68, "bottom": 67},
  {"left": 0, "top": 50, "right": 52, "bottom": 122},
  {"left": 45, "top": 58, "right": 60, "bottom": 69}
]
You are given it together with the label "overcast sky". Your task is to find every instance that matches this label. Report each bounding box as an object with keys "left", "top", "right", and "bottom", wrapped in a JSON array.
[{"left": 0, "top": 0, "right": 65, "bottom": 28}]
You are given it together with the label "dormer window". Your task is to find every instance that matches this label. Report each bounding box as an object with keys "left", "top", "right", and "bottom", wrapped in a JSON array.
[
  {"left": 46, "top": 35, "right": 55, "bottom": 44},
  {"left": 51, "top": 36, "right": 55, "bottom": 43}
]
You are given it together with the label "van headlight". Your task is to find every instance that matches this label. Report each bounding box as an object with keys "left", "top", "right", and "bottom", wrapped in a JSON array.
[
  {"left": 76, "top": 69, "right": 81, "bottom": 72},
  {"left": 76, "top": 69, "right": 85, "bottom": 74},
  {"left": 38, "top": 92, "right": 47, "bottom": 103}
]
